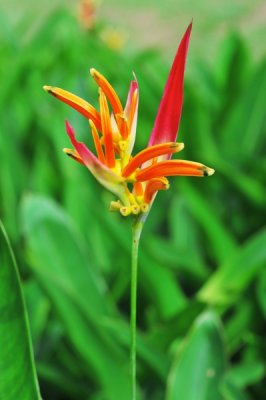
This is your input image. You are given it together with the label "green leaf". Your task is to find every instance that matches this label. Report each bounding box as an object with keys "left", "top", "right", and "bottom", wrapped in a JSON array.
[
  {"left": 224, "top": 58, "right": 266, "bottom": 156},
  {"left": 166, "top": 311, "right": 226, "bottom": 400},
  {"left": 23, "top": 280, "right": 50, "bottom": 345},
  {"left": 0, "top": 220, "right": 41, "bottom": 400},
  {"left": 220, "top": 376, "right": 250, "bottom": 400},
  {"left": 199, "top": 227, "right": 266, "bottom": 306},
  {"left": 226, "top": 360, "right": 265, "bottom": 389},
  {"left": 214, "top": 33, "right": 249, "bottom": 97},
  {"left": 216, "top": 159, "right": 266, "bottom": 208},
  {"left": 101, "top": 317, "right": 169, "bottom": 380},
  {"left": 178, "top": 180, "right": 236, "bottom": 264},
  {"left": 224, "top": 300, "right": 254, "bottom": 354},
  {"left": 256, "top": 267, "right": 266, "bottom": 318},
  {"left": 96, "top": 206, "right": 188, "bottom": 319},
  {"left": 167, "top": 195, "right": 209, "bottom": 281},
  {"left": 21, "top": 195, "right": 131, "bottom": 399}
]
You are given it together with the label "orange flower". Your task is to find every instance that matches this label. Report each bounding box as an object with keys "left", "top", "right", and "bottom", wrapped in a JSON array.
[{"left": 43, "top": 22, "right": 214, "bottom": 217}]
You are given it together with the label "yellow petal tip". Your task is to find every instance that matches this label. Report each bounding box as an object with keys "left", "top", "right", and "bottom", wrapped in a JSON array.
[
  {"left": 43, "top": 85, "right": 51, "bottom": 91},
  {"left": 90, "top": 68, "right": 99, "bottom": 78},
  {"left": 204, "top": 167, "right": 215, "bottom": 177},
  {"left": 88, "top": 119, "right": 94, "bottom": 128},
  {"left": 63, "top": 148, "right": 71, "bottom": 155},
  {"left": 90, "top": 67, "right": 96, "bottom": 75},
  {"left": 175, "top": 142, "right": 185, "bottom": 151}
]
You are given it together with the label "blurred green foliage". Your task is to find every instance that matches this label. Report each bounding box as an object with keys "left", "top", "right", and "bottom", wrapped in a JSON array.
[{"left": 0, "top": 7, "right": 265, "bottom": 400}]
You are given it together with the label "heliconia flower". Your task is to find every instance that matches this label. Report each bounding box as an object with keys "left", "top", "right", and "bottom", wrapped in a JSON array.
[{"left": 43, "top": 22, "right": 214, "bottom": 217}]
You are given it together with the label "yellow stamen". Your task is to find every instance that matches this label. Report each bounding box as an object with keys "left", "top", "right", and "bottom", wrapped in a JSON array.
[
  {"left": 136, "top": 160, "right": 215, "bottom": 182},
  {"left": 90, "top": 68, "right": 123, "bottom": 115},
  {"left": 89, "top": 120, "right": 105, "bottom": 164},
  {"left": 99, "top": 89, "right": 115, "bottom": 168},
  {"left": 120, "top": 206, "right": 132, "bottom": 216},
  {"left": 109, "top": 200, "right": 123, "bottom": 211},
  {"left": 118, "top": 141, "right": 127, "bottom": 153},
  {"left": 128, "top": 192, "right": 138, "bottom": 205},
  {"left": 63, "top": 148, "right": 84, "bottom": 165},
  {"left": 122, "top": 142, "right": 184, "bottom": 178},
  {"left": 140, "top": 203, "right": 149, "bottom": 213},
  {"left": 43, "top": 86, "right": 101, "bottom": 130},
  {"left": 131, "top": 205, "right": 140, "bottom": 215}
]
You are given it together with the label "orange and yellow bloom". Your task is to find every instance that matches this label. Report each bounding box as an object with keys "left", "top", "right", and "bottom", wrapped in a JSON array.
[{"left": 43, "top": 22, "right": 214, "bottom": 217}]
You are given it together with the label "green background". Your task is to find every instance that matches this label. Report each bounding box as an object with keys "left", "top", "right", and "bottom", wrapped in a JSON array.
[{"left": 0, "top": 0, "right": 265, "bottom": 399}]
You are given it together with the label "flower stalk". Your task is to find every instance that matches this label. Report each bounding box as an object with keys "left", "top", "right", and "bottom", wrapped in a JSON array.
[{"left": 130, "top": 218, "right": 143, "bottom": 400}]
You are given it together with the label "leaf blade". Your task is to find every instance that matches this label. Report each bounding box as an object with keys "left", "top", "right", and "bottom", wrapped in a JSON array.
[
  {"left": 166, "top": 311, "right": 226, "bottom": 400},
  {"left": 0, "top": 221, "right": 41, "bottom": 400}
]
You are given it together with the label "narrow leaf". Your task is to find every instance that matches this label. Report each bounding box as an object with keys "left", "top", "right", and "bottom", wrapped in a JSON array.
[
  {"left": 199, "top": 227, "right": 266, "bottom": 306},
  {"left": 166, "top": 311, "right": 226, "bottom": 400},
  {"left": 21, "top": 195, "right": 131, "bottom": 399},
  {"left": 0, "top": 220, "right": 41, "bottom": 400}
]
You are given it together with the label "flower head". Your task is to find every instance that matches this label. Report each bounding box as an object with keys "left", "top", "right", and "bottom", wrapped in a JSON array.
[{"left": 43, "top": 22, "right": 214, "bottom": 217}]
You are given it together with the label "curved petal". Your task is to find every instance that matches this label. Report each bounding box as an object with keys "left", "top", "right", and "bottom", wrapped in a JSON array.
[
  {"left": 136, "top": 159, "right": 215, "bottom": 181},
  {"left": 122, "top": 142, "right": 184, "bottom": 178},
  {"left": 143, "top": 177, "right": 169, "bottom": 203},
  {"left": 124, "top": 76, "right": 139, "bottom": 156},
  {"left": 65, "top": 121, "right": 125, "bottom": 196},
  {"left": 148, "top": 22, "right": 192, "bottom": 148},
  {"left": 43, "top": 86, "right": 101, "bottom": 130},
  {"left": 90, "top": 68, "right": 123, "bottom": 115}
]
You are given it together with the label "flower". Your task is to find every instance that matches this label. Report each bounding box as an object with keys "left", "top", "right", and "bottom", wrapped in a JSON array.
[
  {"left": 43, "top": 22, "right": 214, "bottom": 217},
  {"left": 78, "top": 0, "right": 96, "bottom": 31}
]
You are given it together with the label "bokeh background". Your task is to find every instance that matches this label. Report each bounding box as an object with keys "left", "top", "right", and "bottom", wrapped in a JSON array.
[{"left": 0, "top": 0, "right": 266, "bottom": 399}]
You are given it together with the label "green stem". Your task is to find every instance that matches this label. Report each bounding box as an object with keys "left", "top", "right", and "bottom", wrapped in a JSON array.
[{"left": 130, "top": 218, "right": 143, "bottom": 400}]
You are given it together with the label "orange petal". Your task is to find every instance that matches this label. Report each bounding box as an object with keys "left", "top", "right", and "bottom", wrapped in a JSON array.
[
  {"left": 99, "top": 89, "right": 115, "bottom": 168},
  {"left": 133, "top": 181, "right": 144, "bottom": 197},
  {"left": 128, "top": 88, "right": 138, "bottom": 134},
  {"left": 124, "top": 79, "right": 139, "bottom": 156},
  {"left": 136, "top": 160, "right": 215, "bottom": 181},
  {"left": 90, "top": 68, "right": 123, "bottom": 115},
  {"left": 122, "top": 142, "right": 184, "bottom": 178},
  {"left": 144, "top": 177, "right": 169, "bottom": 203},
  {"left": 43, "top": 86, "right": 101, "bottom": 130},
  {"left": 89, "top": 120, "right": 106, "bottom": 164},
  {"left": 115, "top": 113, "right": 129, "bottom": 140}
]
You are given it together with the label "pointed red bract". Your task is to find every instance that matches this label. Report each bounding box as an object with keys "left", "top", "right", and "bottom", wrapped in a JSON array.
[
  {"left": 124, "top": 78, "right": 139, "bottom": 119},
  {"left": 148, "top": 22, "right": 192, "bottom": 148},
  {"left": 65, "top": 121, "right": 122, "bottom": 184},
  {"left": 65, "top": 121, "right": 100, "bottom": 169}
]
